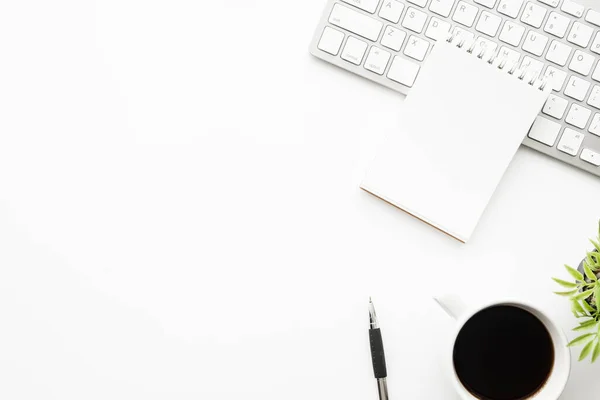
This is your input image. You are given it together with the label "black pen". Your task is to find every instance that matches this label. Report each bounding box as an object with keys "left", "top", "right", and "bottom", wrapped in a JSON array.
[{"left": 369, "top": 297, "right": 389, "bottom": 400}]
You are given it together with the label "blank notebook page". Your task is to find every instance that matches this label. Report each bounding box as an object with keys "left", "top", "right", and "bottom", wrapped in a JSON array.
[{"left": 361, "top": 40, "right": 549, "bottom": 243}]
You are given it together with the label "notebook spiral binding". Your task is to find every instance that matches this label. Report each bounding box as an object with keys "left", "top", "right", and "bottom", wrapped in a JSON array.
[{"left": 445, "top": 32, "right": 548, "bottom": 91}]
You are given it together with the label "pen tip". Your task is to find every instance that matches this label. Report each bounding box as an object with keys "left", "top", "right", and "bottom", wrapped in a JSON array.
[{"left": 369, "top": 296, "right": 372, "bottom": 303}]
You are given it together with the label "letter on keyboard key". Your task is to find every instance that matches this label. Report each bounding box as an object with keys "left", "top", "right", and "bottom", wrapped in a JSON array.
[
  {"left": 544, "top": 12, "right": 571, "bottom": 38},
  {"left": 566, "top": 104, "right": 592, "bottom": 128},
  {"left": 402, "top": 7, "right": 428, "bottom": 33},
  {"left": 542, "top": 94, "right": 569, "bottom": 119},
  {"left": 404, "top": 35, "right": 430, "bottom": 61},
  {"left": 522, "top": 31, "right": 549, "bottom": 56},
  {"left": 565, "top": 76, "right": 591, "bottom": 101},
  {"left": 544, "top": 66, "right": 567, "bottom": 91},
  {"left": 342, "top": 36, "right": 369, "bottom": 64},
  {"left": 546, "top": 40, "right": 572, "bottom": 66},
  {"left": 341, "top": 0, "right": 381, "bottom": 13},
  {"left": 498, "top": 0, "right": 524, "bottom": 18},
  {"left": 379, "top": 1, "right": 405, "bottom": 23},
  {"left": 569, "top": 50, "right": 595, "bottom": 76},
  {"left": 364, "top": 47, "right": 391, "bottom": 75},
  {"left": 381, "top": 26, "right": 407, "bottom": 51},
  {"left": 558, "top": 128, "right": 585, "bottom": 156},
  {"left": 581, "top": 149, "right": 600, "bottom": 166},
  {"left": 318, "top": 27, "right": 345, "bottom": 55},
  {"left": 587, "top": 85, "right": 600, "bottom": 109},
  {"left": 561, "top": 0, "right": 584, "bottom": 18},
  {"left": 590, "top": 114, "right": 600, "bottom": 136},
  {"left": 430, "top": 0, "right": 456, "bottom": 17},
  {"left": 567, "top": 22, "right": 594, "bottom": 48},
  {"left": 528, "top": 116, "right": 562, "bottom": 146},
  {"left": 586, "top": 10, "right": 600, "bottom": 27},
  {"left": 521, "top": 2, "right": 547, "bottom": 28},
  {"left": 329, "top": 4, "right": 384, "bottom": 42},
  {"left": 476, "top": 11, "right": 502, "bottom": 37},
  {"left": 452, "top": 1, "right": 479, "bottom": 27},
  {"left": 387, "top": 56, "right": 421, "bottom": 87},
  {"left": 499, "top": 21, "right": 526, "bottom": 46},
  {"left": 425, "top": 17, "right": 452, "bottom": 40},
  {"left": 473, "top": 37, "right": 498, "bottom": 58}
]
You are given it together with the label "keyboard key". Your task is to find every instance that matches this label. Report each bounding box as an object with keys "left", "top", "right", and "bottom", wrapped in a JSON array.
[
  {"left": 565, "top": 76, "right": 591, "bottom": 101},
  {"left": 342, "top": 36, "right": 369, "bottom": 64},
  {"left": 499, "top": 21, "right": 525, "bottom": 46},
  {"left": 591, "top": 33, "right": 600, "bottom": 54},
  {"left": 546, "top": 40, "right": 572, "bottom": 66},
  {"left": 497, "top": 46, "right": 522, "bottom": 66},
  {"left": 452, "top": 27, "right": 476, "bottom": 43},
  {"left": 452, "top": 1, "right": 479, "bottom": 27},
  {"left": 558, "top": 128, "right": 585, "bottom": 155},
  {"left": 543, "top": 66, "right": 567, "bottom": 91},
  {"left": 476, "top": 11, "right": 502, "bottom": 36},
  {"left": 569, "top": 50, "right": 595, "bottom": 76},
  {"left": 521, "top": 56, "right": 544, "bottom": 78},
  {"left": 581, "top": 149, "right": 600, "bottom": 166},
  {"left": 521, "top": 2, "right": 547, "bottom": 28},
  {"left": 528, "top": 116, "right": 562, "bottom": 146},
  {"left": 587, "top": 85, "right": 600, "bottom": 109},
  {"left": 498, "top": 0, "right": 524, "bottom": 18},
  {"left": 473, "top": 37, "right": 499, "bottom": 58},
  {"left": 364, "top": 47, "right": 391, "bottom": 74},
  {"left": 561, "top": 0, "right": 585, "bottom": 18},
  {"left": 318, "top": 27, "right": 345, "bottom": 55},
  {"left": 593, "top": 63, "right": 600, "bottom": 81},
  {"left": 474, "top": 0, "right": 497, "bottom": 8},
  {"left": 425, "top": 17, "right": 452, "bottom": 40},
  {"left": 402, "top": 7, "right": 428, "bottom": 33},
  {"left": 544, "top": 12, "right": 571, "bottom": 38},
  {"left": 543, "top": 94, "right": 569, "bottom": 119},
  {"left": 404, "top": 35, "right": 430, "bottom": 60},
  {"left": 522, "top": 31, "right": 549, "bottom": 56},
  {"left": 565, "top": 103, "right": 592, "bottom": 128},
  {"left": 430, "top": 0, "right": 456, "bottom": 17},
  {"left": 537, "top": 0, "right": 559, "bottom": 7},
  {"left": 381, "top": 26, "right": 407, "bottom": 51},
  {"left": 329, "top": 4, "right": 384, "bottom": 42},
  {"left": 387, "top": 56, "right": 421, "bottom": 86},
  {"left": 379, "top": 0, "right": 405, "bottom": 23},
  {"left": 585, "top": 10, "right": 600, "bottom": 27},
  {"left": 407, "top": 0, "right": 428, "bottom": 7},
  {"left": 590, "top": 114, "right": 600, "bottom": 135},
  {"left": 567, "top": 22, "right": 594, "bottom": 48},
  {"left": 341, "top": 0, "right": 381, "bottom": 13}
]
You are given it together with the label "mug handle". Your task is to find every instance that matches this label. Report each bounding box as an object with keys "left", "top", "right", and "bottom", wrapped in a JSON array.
[{"left": 434, "top": 294, "right": 467, "bottom": 320}]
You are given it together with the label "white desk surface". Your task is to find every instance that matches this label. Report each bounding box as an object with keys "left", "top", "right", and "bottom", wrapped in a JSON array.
[{"left": 1, "top": 1, "right": 599, "bottom": 399}]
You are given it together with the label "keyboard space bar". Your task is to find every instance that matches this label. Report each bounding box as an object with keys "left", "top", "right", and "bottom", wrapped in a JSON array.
[{"left": 329, "top": 4, "right": 383, "bottom": 42}]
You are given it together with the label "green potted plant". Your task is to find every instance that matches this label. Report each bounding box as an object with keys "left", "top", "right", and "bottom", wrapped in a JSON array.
[{"left": 553, "top": 222, "right": 600, "bottom": 362}]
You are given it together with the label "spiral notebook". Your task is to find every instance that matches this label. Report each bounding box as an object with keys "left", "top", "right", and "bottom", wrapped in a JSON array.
[{"left": 361, "top": 38, "right": 550, "bottom": 243}]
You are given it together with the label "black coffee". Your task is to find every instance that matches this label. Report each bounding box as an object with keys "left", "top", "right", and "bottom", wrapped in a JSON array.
[{"left": 453, "top": 306, "right": 554, "bottom": 400}]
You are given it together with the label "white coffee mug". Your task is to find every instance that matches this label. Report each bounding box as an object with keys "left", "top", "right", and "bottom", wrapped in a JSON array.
[{"left": 434, "top": 295, "right": 571, "bottom": 400}]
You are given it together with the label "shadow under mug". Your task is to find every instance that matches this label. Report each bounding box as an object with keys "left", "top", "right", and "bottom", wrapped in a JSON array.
[{"left": 434, "top": 295, "right": 571, "bottom": 400}]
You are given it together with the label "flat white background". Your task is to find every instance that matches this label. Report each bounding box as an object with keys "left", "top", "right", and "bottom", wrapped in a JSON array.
[{"left": 0, "top": 1, "right": 599, "bottom": 399}]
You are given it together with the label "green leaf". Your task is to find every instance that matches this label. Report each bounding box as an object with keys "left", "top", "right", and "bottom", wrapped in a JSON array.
[
  {"left": 592, "top": 341, "right": 600, "bottom": 363},
  {"left": 573, "top": 300, "right": 585, "bottom": 315},
  {"left": 568, "top": 333, "right": 596, "bottom": 347},
  {"left": 584, "top": 263, "right": 598, "bottom": 281},
  {"left": 582, "top": 299, "right": 596, "bottom": 313},
  {"left": 574, "top": 319, "right": 598, "bottom": 331},
  {"left": 580, "top": 339, "right": 595, "bottom": 361},
  {"left": 587, "top": 252, "right": 600, "bottom": 270},
  {"left": 574, "top": 289, "right": 594, "bottom": 301},
  {"left": 555, "top": 290, "right": 577, "bottom": 297},
  {"left": 591, "top": 239, "right": 600, "bottom": 253},
  {"left": 566, "top": 265, "right": 584, "bottom": 281},
  {"left": 595, "top": 285, "right": 600, "bottom": 309},
  {"left": 552, "top": 278, "right": 577, "bottom": 288}
]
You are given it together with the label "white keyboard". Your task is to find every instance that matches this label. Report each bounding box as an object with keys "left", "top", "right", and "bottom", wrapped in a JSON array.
[{"left": 310, "top": 0, "right": 600, "bottom": 176}]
